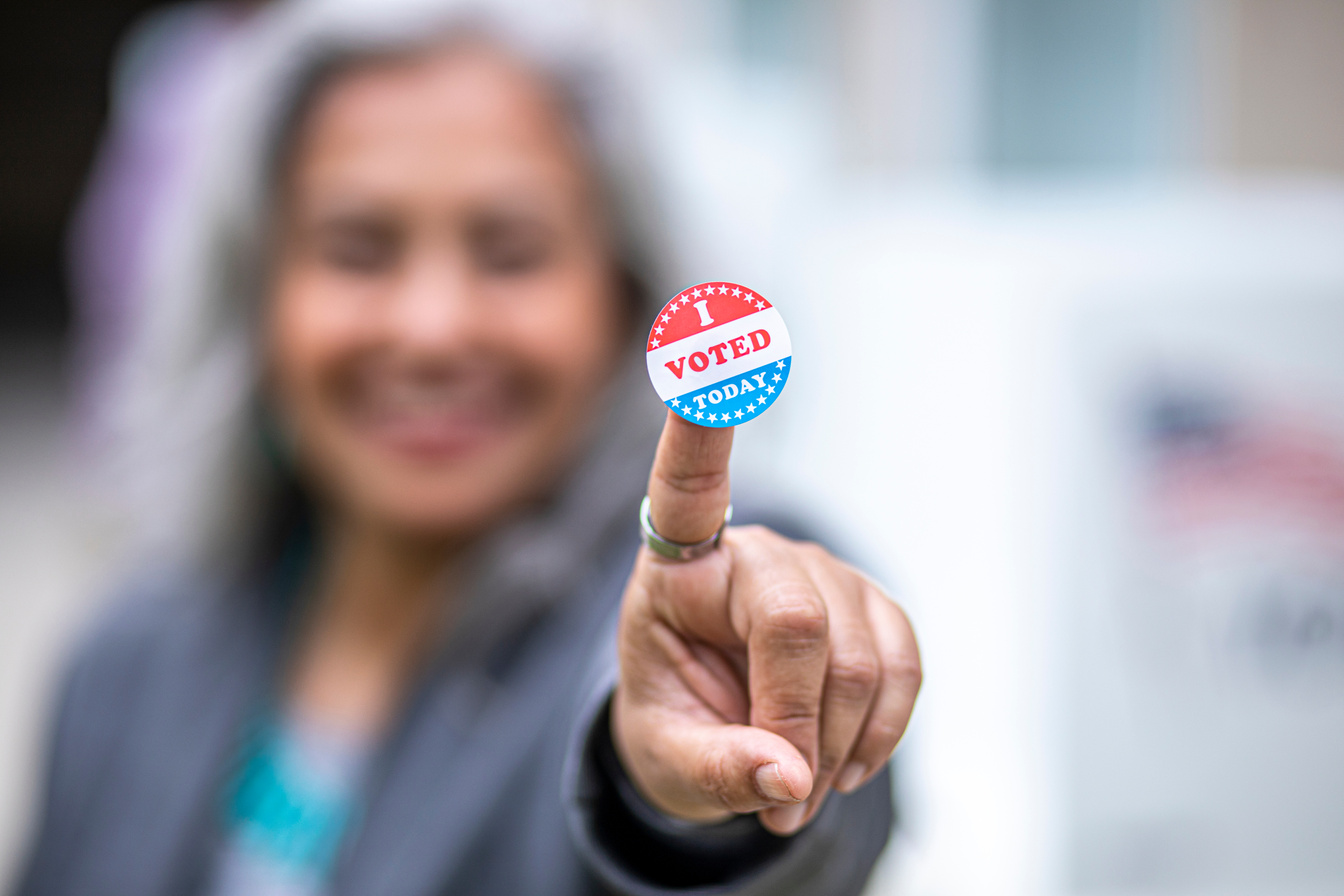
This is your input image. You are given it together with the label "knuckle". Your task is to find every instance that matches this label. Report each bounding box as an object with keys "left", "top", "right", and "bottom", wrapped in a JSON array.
[
  {"left": 885, "top": 652, "right": 923, "bottom": 694},
  {"left": 654, "top": 467, "right": 729, "bottom": 499},
  {"left": 700, "top": 745, "right": 761, "bottom": 813},
  {"left": 828, "top": 649, "right": 881, "bottom": 697},
  {"left": 799, "top": 540, "right": 831, "bottom": 562},
  {"left": 697, "top": 745, "right": 735, "bottom": 808},
  {"left": 728, "top": 524, "right": 772, "bottom": 547},
  {"left": 758, "top": 588, "right": 829, "bottom": 642},
  {"left": 758, "top": 700, "right": 819, "bottom": 731},
  {"left": 860, "top": 716, "right": 909, "bottom": 756},
  {"left": 863, "top": 580, "right": 893, "bottom": 604}
]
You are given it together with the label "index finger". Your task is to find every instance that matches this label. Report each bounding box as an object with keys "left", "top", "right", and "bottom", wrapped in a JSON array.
[{"left": 647, "top": 410, "right": 734, "bottom": 544}]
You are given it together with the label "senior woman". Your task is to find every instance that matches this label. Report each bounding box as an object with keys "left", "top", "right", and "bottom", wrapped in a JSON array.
[{"left": 17, "top": 2, "right": 920, "bottom": 895}]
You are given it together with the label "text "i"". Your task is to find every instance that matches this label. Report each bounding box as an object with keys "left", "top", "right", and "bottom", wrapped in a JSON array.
[{"left": 693, "top": 300, "right": 714, "bottom": 327}]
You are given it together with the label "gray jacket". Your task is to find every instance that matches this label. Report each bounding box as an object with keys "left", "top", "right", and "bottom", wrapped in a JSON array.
[{"left": 13, "top": 498, "right": 893, "bottom": 896}]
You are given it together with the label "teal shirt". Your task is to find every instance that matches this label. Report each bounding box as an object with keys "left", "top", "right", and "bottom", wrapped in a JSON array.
[{"left": 210, "top": 715, "right": 369, "bottom": 896}]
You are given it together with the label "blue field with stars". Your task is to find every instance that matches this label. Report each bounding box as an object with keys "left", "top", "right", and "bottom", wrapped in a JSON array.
[{"left": 666, "top": 357, "right": 790, "bottom": 427}]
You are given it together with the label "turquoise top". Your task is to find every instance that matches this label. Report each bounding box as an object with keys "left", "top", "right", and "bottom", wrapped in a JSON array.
[{"left": 209, "top": 715, "right": 369, "bottom": 896}]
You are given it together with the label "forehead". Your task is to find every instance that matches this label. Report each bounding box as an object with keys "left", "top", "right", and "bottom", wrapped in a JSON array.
[{"left": 287, "top": 41, "right": 588, "bottom": 203}]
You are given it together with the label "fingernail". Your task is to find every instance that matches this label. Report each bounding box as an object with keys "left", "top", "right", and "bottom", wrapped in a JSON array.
[
  {"left": 754, "top": 762, "right": 797, "bottom": 803},
  {"left": 835, "top": 761, "right": 867, "bottom": 793},
  {"left": 773, "top": 800, "right": 808, "bottom": 833}
]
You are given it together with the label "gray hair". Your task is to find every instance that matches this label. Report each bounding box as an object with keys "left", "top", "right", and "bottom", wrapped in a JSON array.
[{"left": 101, "top": 0, "right": 675, "bottom": 569}]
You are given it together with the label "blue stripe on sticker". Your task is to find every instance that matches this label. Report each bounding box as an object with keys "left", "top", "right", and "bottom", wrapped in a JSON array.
[{"left": 665, "top": 357, "right": 790, "bottom": 428}]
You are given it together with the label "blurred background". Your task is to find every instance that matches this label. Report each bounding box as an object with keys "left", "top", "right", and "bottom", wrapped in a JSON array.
[{"left": 2, "top": 1, "right": 1342, "bottom": 893}]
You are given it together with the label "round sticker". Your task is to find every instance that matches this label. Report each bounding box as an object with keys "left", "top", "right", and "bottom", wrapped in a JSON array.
[{"left": 646, "top": 282, "right": 792, "bottom": 428}]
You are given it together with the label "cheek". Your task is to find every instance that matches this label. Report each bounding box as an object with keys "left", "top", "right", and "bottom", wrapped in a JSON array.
[
  {"left": 267, "top": 272, "right": 368, "bottom": 403},
  {"left": 502, "top": 280, "right": 624, "bottom": 401}
]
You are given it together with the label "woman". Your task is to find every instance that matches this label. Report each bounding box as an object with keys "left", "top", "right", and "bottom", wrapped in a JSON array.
[{"left": 17, "top": 2, "right": 920, "bottom": 894}]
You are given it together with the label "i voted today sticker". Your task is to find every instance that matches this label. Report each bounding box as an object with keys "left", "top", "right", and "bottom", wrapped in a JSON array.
[{"left": 646, "top": 282, "right": 792, "bottom": 428}]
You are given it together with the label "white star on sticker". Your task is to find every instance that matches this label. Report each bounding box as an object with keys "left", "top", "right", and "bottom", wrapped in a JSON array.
[
  {"left": 766, "top": 385, "right": 776, "bottom": 394},
  {"left": 755, "top": 301, "right": 765, "bottom": 310},
  {"left": 650, "top": 339, "right": 660, "bottom": 347},
  {"left": 776, "top": 360, "right": 786, "bottom": 370},
  {"left": 708, "top": 413, "right": 717, "bottom": 422},
  {"left": 731, "top": 288, "right": 741, "bottom": 297},
  {"left": 693, "top": 288, "right": 703, "bottom": 297},
  {"left": 772, "top": 373, "right": 781, "bottom": 382},
  {"left": 746, "top": 402, "right": 755, "bottom": 412},
  {"left": 654, "top": 326, "right": 664, "bottom": 334},
  {"left": 695, "top": 411, "right": 704, "bottom": 420},
  {"left": 661, "top": 314, "right": 670, "bottom": 323},
  {"left": 735, "top": 409, "right": 744, "bottom": 419},
  {"left": 670, "top": 398, "right": 680, "bottom": 407}
]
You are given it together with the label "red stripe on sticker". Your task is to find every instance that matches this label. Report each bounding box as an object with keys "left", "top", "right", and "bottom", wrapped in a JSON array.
[{"left": 647, "top": 283, "right": 772, "bottom": 351}]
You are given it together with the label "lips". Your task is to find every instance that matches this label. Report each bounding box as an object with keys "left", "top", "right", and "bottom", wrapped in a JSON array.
[{"left": 342, "top": 366, "right": 532, "bottom": 461}]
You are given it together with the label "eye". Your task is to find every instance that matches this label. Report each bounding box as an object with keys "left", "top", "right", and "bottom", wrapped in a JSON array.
[
  {"left": 313, "top": 218, "right": 401, "bottom": 274},
  {"left": 469, "top": 216, "right": 554, "bottom": 276}
]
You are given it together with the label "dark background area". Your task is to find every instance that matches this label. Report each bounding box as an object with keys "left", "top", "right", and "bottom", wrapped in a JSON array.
[{"left": 0, "top": 1, "right": 173, "bottom": 339}]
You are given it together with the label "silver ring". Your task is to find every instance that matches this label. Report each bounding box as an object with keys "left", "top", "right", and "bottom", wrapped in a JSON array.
[{"left": 639, "top": 495, "right": 733, "bottom": 561}]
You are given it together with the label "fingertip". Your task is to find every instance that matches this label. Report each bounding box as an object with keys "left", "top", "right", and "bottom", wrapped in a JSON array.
[
  {"left": 659, "top": 407, "right": 735, "bottom": 468},
  {"left": 759, "top": 795, "right": 819, "bottom": 836},
  {"left": 764, "top": 801, "right": 809, "bottom": 835},
  {"left": 753, "top": 755, "right": 811, "bottom": 804},
  {"left": 753, "top": 762, "right": 794, "bottom": 803},
  {"left": 834, "top": 761, "right": 868, "bottom": 794},
  {"left": 753, "top": 747, "right": 824, "bottom": 835},
  {"left": 777, "top": 753, "right": 814, "bottom": 802}
]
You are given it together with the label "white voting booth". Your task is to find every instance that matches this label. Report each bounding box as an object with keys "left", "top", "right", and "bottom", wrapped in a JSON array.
[{"left": 734, "top": 185, "right": 1344, "bottom": 895}]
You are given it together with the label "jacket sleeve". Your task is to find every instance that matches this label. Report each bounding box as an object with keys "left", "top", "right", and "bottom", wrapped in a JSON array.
[
  {"left": 10, "top": 582, "right": 191, "bottom": 896},
  {"left": 561, "top": 656, "right": 894, "bottom": 896},
  {"left": 11, "top": 627, "right": 123, "bottom": 896}
]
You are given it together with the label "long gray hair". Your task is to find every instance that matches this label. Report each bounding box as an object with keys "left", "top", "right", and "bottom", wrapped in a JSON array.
[{"left": 99, "top": 0, "right": 676, "bottom": 572}]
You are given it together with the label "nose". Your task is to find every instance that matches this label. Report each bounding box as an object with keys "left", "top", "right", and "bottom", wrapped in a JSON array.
[{"left": 385, "top": 248, "right": 481, "bottom": 360}]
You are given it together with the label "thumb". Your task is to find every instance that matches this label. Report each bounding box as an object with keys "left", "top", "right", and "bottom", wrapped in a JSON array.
[
  {"left": 621, "top": 713, "right": 814, "bottom": 821},
  {"left": 647, "top": 410, "right": 733, "bottom": 543}
]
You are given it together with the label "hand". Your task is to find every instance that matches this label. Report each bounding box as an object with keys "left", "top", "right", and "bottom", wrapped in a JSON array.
[{"left": 611, "top": 411, "right": 921, "bottom": 835}]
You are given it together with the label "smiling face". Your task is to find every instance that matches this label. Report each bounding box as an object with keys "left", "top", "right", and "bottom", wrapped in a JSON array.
[{"left": 267, "top": 42, "right": 627, "bottom": 542}]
